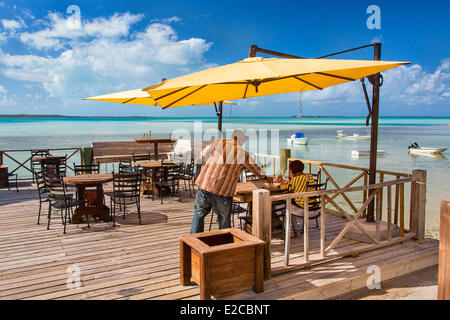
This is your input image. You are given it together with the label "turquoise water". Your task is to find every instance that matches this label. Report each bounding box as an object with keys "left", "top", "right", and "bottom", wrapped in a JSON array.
[{"left": 1, "top": 116, "right": 449, "bottom": 235}]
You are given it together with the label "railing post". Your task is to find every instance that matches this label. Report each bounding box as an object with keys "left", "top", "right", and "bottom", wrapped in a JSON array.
[
  {"left": 410, "top": 170, "right": 427, "bottom": 241},
  {"left": 0, "top": 151, "right": 3, "bottom": 165},
  {"left": 252, "top": 189, "right": 271, "bottom": 280},
  {"left": 279, "top": 149, "right": 291, "bottom": 176},
  {"left": 438, "top": 201, "right": 450, "bottom": 300}
]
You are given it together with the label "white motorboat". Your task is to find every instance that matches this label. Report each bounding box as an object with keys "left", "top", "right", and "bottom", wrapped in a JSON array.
[
  {"left": 337, "top": 130, "right": 371, "bottom": 141},
  {"left": 351, "top": 150, "right": 385, "bottom": 157},
  {"left": 287, "top": 133, "right": 310, "bottom": 145},
  {"left": 408, "top": 142, "right": 447, "bottom": 155}
]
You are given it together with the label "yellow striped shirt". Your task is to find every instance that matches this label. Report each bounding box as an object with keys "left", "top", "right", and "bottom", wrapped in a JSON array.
[{"left": 280, "top": 174, "right": 314, "bottom": 207}]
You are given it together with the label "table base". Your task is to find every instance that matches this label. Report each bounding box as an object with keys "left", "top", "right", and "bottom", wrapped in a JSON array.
[{"left": 72, "top": 205, "right": 110, "bottom": 224}]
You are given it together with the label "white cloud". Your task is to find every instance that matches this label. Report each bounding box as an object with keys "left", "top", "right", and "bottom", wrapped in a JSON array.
[
  {"left": 0, "top": 85, "right": 16, "bottom": 106},
  {"left": 1, "top": 19, "right": 24, "bottom": 30},
  {"left": 151, "top": 16, "right": 182, "bottom": 24},
  {"left": 0, "top": 12, "right": 212, "bottom": 103},
  {"left": 383, "top": 59, "right": 450, "bottom": 105},
  {"left": 301, "top": 59, "right": 450, "bottom": 107},
  {"left": 19, "top": 12, "right": 144, "bottom": 50}
]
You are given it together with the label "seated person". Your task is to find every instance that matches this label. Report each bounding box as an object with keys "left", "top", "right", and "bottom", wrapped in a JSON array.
[{"left": 277, "top": 160, "right": 314, "bottom": 236}]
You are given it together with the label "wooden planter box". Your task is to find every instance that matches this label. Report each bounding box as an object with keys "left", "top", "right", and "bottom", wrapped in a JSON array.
[{"left": 180, "top": 228, "right": 265, "bottom": 300}]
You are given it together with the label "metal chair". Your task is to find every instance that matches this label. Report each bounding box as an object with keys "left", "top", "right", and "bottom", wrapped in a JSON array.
[
  {"left": 238, "top": 200, "right": 285, "bottom": 234},
  {"left": 35, "top": 171, "right": 49, "bottom": 224},
  {"left": 178, "top": 159, "right": 196, "bottom": 197},
  {"left": 153, "top": 164, "right": 182, "bottom": 203},
  {"left": 291, "top": 178, "right": 329, "bottom": 233},
  {"left": 209, "top": 201, "right": 248, "bottom": 231},
  {"left": 42, "top": 156, "right": 67, "bottom": 179},
  {"left": 31, "top": 149, "right": 50, "bottom": 182},
  {"left": 0, "top": 172, "right": 18, "bottom": 192},
  {"left": 44, "top": 175, "right": 87, "bottom": 234},
  {"left": 105, "top": 170, "right": 143, "bottom": 226}
]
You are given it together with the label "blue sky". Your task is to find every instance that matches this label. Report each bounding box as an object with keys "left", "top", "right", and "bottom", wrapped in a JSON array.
[{"left": 0, "top": 0, "right": 449, "bottom": 117}]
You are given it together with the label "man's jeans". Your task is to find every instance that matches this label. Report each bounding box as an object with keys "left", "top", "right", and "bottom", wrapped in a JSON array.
[{"left": 191, "top": 188, "right": 233, "bottom": 234}]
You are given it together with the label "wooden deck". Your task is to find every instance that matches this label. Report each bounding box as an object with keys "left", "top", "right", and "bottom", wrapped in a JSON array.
[{"left": 0, "top": 183, "right": 439, "bottom": 300}]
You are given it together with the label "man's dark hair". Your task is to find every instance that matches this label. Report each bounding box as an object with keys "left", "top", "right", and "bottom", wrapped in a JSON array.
[{"left": 289, "top": 160, "right": 305, "bottom": 174}]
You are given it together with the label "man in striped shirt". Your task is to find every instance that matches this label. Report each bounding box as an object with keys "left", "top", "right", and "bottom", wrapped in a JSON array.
[{"left": 191, "top": 130, "right": 272, "bottom": 234}]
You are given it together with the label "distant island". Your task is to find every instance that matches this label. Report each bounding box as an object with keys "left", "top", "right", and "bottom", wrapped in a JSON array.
[
  {"left": 0, "top": 114, "right": 157, "bottom": 118},
  {"left": 0, "top": 114, "right": 449, "bottom": 119}
]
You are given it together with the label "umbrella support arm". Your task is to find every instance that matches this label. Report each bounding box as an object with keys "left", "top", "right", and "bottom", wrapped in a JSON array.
[
  {"left": 361, "top": 79, "right": 373, "bottom": 127},
  {"left": 248, "top": 43, "right": 376, "bottom": 60}
]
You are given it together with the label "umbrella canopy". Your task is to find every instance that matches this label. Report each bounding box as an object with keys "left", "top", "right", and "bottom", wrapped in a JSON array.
[
  {"left": 144, "top": 57, "right": 409, "bottom": 109},
  {"left": 84, "top": 88, "right": 235, "bottom": 107},
  {"left": 84, "top": 88, "right": 159, "bottom": 106}
]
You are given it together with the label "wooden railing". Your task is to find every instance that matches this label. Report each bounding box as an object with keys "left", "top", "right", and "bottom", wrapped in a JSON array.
[
  {"left": 0, "top": 148, "right": 82, "bottom": 181},
  {"left": 251, "top": 169, "right": 426, "bottom": 278},
  {"left": 288, "top": 158, "right": 411, "bottom": 224}
]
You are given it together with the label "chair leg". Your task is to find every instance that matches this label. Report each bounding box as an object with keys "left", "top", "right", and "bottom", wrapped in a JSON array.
[
  {"left": 47, "top": 203, "right": 52, "bottom": 230},
  {"left": 63, "top": 208, "right": 68, "bottom": 234},
  {"left": 209, "top": 209, "right": 214, "bottom": 232},
  {"left": 111, "top": 198, "right": 116, "bottom": 227},
  {"left": 85, "top": 204, "right": 90, "bottom": 228},
  {"left": 37, "top": 201, "right": 42, "bottom": 225},
  {"left": 137, "top": 200, "right": 141, "bottom": 225}
]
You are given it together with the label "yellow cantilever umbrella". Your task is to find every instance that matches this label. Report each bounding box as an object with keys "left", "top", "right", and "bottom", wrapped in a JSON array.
[{"left": 143, "top": 57, "right": 409, "bottom": 109}]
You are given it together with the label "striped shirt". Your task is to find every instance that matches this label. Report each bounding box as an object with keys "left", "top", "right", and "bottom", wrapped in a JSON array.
[
  {"left": 195, "top": 139, "right": 266, "bottom": 197},
  {"left": 280, "top": 174, "right": 314, "bottom": 207}
]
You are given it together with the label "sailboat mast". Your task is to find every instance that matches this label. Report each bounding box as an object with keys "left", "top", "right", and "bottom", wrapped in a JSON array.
[{"left": 299, "top": 92, "right": 303, "bottom": 118}]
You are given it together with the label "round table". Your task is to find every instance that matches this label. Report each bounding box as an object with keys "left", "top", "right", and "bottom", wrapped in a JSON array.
[
  {"left": 132, "top": 160, "right": 175, "bottom": 196},
  {"left": 64, "top": 174, "right": 113, "bottom": 223}
]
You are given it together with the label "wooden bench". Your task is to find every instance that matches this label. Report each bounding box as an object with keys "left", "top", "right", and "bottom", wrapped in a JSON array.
[{"left": 92, "top": 140, "right": 175, "bottom": 164}]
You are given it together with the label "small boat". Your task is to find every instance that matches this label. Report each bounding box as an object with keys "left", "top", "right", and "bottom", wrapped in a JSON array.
[
  {"left": 351, "top": 150, "right": 385, "bottom": 157},
  {"left": 408, "top": 142, "right": 447, "bottom": 155},
  {"left": 287, "top": 133, "right": 310, "bottom": 145},
  {"left": 337, "top": 130, "right": 371, "bottom": 141}
]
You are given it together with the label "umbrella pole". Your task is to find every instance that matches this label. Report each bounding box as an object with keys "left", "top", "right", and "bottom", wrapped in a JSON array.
[
  {"left": 217, "top": 101, "right": 223, "bottom": 136},
  {"left": 367, "top": 43, "right": 382, "bottom": 223}
]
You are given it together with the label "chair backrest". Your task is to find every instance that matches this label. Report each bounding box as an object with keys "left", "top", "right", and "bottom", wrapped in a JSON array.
[
  {"left": 119, "top": 162, "right": 135, "bottom": 173},
  {"left": 35, "top": 171, "right": 48, "bottom": 198},
  {"left": 74, "top": 163, "right": 100, "bottom": 175},
  {"left": 184, "top": 159, "right": 195, "bottom": 177},
  {"left": 306, "top": 178, "right": 329, "bottom": 209},
  {"left": 132, "top": 153, "right": 152, "bottom": 162},
  {"left": 43, "top": 175, "right": 68, "bottom": 204},
  {"left": 244, "top": 169, "right": 257, "bottom": 182},
  {"left": 31, "top": 149, "right": 50, "bottom": 157},
  {"left": 112, "top": 171, "right": 142, "bottom": 199},
  {"left": 31, "top": 150, "right": 50, "bottom": 174},
  {"left": 170, "top": 163, "right": 184, "bottom": 177},
  {"left": 42, "top": 158, "right": 62, "bottom": 178}
]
